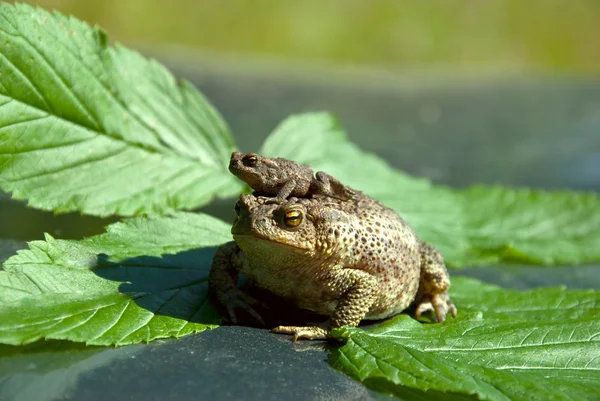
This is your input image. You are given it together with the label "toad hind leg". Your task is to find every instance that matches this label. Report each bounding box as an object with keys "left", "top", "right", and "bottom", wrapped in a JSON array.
[
  {"left": 313, "top": 171, "right": 356, "bottom": 200},
  {"left": 414, "top": 241, "right": 457, "bottom": 322},
  {"left": 272, "top": 269, "right": 378, "bottom": 340}
]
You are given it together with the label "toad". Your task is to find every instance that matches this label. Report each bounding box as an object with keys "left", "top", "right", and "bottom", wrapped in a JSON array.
[
  {"left": 229, "top": 152, "right": 355, "bottom": 203},
  {"left": 209, "top": 191, "right": 457, "bottom": 340}
]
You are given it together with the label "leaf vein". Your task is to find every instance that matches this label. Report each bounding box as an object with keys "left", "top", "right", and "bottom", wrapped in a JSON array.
[
  {"left": 49, "top": 309, "right": 99, "bottom": 337},
  {"left": 88, "top": 300, "right": 131, "bottom": 341},
  {"left": 3, "top": 146, "right": 128, "bottom": 183},
  {"left": 0, "top": 39, "right": 52, "bottom": 111},
  {"left": 0, "top": 35, "right": 101, "bottom": 133},
  {"left": 0, "top": 114, "right": 49, "bottom": 133}
]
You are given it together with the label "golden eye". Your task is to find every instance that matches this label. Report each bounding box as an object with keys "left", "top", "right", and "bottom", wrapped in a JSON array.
[
  {"left": 284, "top": 210, "right": 303, "bottom": 227},
  {"left": 243, "top": 154, "right": 260, "bottom": 167}
]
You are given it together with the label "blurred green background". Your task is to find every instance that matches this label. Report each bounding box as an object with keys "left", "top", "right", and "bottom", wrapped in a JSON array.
[{"left": 14, "top": 0, "right": 600, "bottom": 74}]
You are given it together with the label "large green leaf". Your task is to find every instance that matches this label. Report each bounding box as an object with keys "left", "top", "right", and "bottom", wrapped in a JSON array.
[
  {"left": 331, "top": 277, "right": 600, "bottom": 401},
  {"left": 0, "top": 212, "right": 231, "bottom": 346},
  {"left": 261, "top": 113, "right": 600, "bottom": 267},
  {"left": 0, "top": 3, "right": 241, "bottom": 217}
]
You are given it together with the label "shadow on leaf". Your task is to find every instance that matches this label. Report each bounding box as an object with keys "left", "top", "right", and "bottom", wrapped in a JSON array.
[
  {"left": 90, "top": 245, "right": 388, "bottom": 340},
  {"left": 92, "top": 247, "right": 221, "bottom": 325}
]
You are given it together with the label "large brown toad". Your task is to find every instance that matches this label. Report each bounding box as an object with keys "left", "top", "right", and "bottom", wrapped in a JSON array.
[
  {"left": 209, "top": 191, "right": 457, "bottom": 340},
  {"left": 229, "top": 152, "right": 355, "bottom": 203}
]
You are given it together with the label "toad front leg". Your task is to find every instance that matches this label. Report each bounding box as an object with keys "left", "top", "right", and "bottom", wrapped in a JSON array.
[
  {"left": 264, "top": 180, "right": 301, "bottom": 204},
  {"left": 272, "top": 268, "right": 378, "bottom": 340},
  {"left": 209, "top": 241, "right": 267, "bottom": 325}
]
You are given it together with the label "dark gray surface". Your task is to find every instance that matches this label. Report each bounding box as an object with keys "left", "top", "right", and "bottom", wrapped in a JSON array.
[
  {"left": 0, "top": 329, "right": 375, "bottom": 401},
  {"left": 187, "top": 66, "right": 600, "bottom": 191},
  {"left": 0, "top": 240, "right": 25, "bottom": 265},
  {"left": 1, "top": 55, "right": 600, "bottom": 401}
]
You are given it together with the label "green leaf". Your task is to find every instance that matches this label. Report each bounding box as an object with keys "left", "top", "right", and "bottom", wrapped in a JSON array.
[
  {"left": 0, "top": 3, "right": 241, "bottom": 217},
  {"left": 0, "top": 212, "right": 231, "bottom": 346},
  {"left": 261, "top": 113, "right": 600, "bottom": 267},
  {"left": 331, "top": 277, "right": 600, "bottom": 401}
]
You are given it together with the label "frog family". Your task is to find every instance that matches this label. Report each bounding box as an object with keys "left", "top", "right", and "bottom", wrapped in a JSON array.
[{"left": 209, "top": 152, "right": 456, "bottom": 340}]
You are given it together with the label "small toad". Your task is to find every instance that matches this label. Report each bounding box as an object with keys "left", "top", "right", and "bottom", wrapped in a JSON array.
[
  {"left": 209, "top": 190, "right": 457, "bottom": 340},
  {"left": 229, "top": 152, "right": 355, "bottom": 203}
]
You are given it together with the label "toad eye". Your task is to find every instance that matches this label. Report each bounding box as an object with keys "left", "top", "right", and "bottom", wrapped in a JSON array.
[
  {"left": 243, "top": 154, "right": 260, "bottom": 167},
  {"left": 284, "top": 209, "right": 303, "bottom": 228}
]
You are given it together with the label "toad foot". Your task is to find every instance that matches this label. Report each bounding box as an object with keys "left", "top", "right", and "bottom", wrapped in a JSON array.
[
  {"left": 271, "top": 325, "right": 329, "bottom": 341},
  {"left": 221, "top": 288, "right": 267, "bottom": 326},
  {"left": 414, "top": 293, "right": 457, "bottom": 323}
]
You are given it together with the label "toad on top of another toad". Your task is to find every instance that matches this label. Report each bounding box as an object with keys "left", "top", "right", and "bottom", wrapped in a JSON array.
[
  {"left": 209, "top": 189, "right": 457, "bottom": 341},
  {"left": 229, "top": 152, "right": 355, "bottom": 203}
]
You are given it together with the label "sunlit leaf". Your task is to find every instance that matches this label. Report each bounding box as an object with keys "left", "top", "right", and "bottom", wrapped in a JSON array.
[
  {"left": 0, "top": 212, "right": 230, "bottom": 346},
  {"left": 331, "top": 277, "right": 600, "bottom": 400},
  {"left": 0, "top": 3, "right": 241, "bottom": 217}
]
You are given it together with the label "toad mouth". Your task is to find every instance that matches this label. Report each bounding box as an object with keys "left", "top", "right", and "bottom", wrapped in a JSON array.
[{"left": 232, "top": 232, "right": 310, "bottom": 251}]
